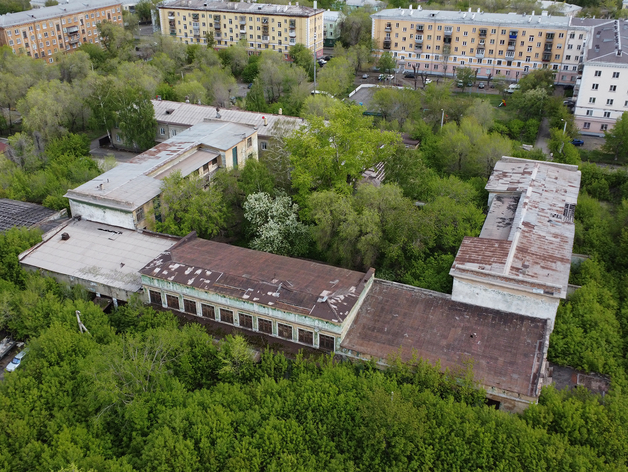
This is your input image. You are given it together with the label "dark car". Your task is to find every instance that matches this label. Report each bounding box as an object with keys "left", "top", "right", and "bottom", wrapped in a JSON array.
[
  {"left": 324, "top": 55, "right": 331, "bottom": 61},
  {"left": 571, "top": 139, "right": 585, "bottom": 146}
]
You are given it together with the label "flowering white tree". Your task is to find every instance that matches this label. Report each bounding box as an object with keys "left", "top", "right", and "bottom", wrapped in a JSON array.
[{"left": 243, "top": 192, "right": 310, "bottom": 257}]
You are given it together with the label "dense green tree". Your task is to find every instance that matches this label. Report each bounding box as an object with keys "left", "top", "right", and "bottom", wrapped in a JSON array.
[
  {"left": 377, "top": 52, "right": 397, "bottom": 74},
  {"left": 455, "top": 66, "right": 476, "bottom": 92},
  {"left": 603, "top": 111, "right": 628, "bottom": 160},
  {"left": 317, "top": 57, "right": 354, "bottom": 97}
]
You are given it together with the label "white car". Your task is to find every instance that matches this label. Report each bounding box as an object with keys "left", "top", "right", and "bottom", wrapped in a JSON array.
[
  {"left": 5, "top": 348, "right": 28, "bottom": 373},
  {"left": 425, "top": 79, "right": 432, "bottom": 85}
]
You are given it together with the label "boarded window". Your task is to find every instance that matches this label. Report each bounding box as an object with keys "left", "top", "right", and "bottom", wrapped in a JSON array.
[
  {"left": 298, "top": 329, "right": 313, "bottom": 345},
  {"left": 239, "top": 313, "right": 253, "bottom": 329},
  {"left": 183, "top": 299, "right": 197, "bottom": 315},
  {"left": 258, "top": 318, "right": 272, "bottom": 334},
  {"left": 149, "top": 290, "right": 162, "bottom": 305},
  {"left": 166, "top": 294, "right": 179, "bottom": 310},
  {"left": 277, "top": 323, "right": 292, "bottom": 340},
  {"left": 319, "top": 334, "right": 335, "bottom": 351},
  {"left": 220, "top": 309, "right": 234, "bottom": 324},
  {"left": 201, "top": 304, "right": 215, "bottom": 319},
  {"left": 563, "top": 203, "right": 576, "bottom": 223}
]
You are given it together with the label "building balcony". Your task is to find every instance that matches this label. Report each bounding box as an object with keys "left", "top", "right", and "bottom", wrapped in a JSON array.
[
  {"left": 170, "top": 30, "right": 176, "bottom": 36},
  {"left": 415, "top": 37, "right": 422, "bottom": 43},
  {"left": 479, "top": 30, "right": 487, "bottom": 37},
  {"left": 414, "top": 44, "right": 422, "bottom": 50},
  {"left": 239, "top": 28, "right": 246, "bottom": 34},
  {"left": 507, "top": 45, "right": 515, "bottom": 51},
  {"left": 385, "top": 27, "right": 391, "bottom": 32},
  {"left": 215, "top": 32, "right": 222, "bottom": 38},
  {"left": 509, "top": 31, "right": 518, "bottom": 39},
  {"left": 289, "top": 30, "right": 296, "bottom": 37},
  {"left": 479, "top": 39, "right": 485, "bottom": 46},
  {"left": 262, "top": 36, "right": 269, "bottom": 42},
  {"left": 542, "top": 55, "right": 551, "bottom": 62},
  {"left": 239, "top": 18, "right": 246, "bottom": 25},
  {"left": 444, "top": 30, "right": 452, "bottom": 36},
  {"left": 168, "top": 14, "right": 175, "bottom": 19},
  {"left": 383, "top": 39, "right": 391, "bottom": 49},
  {"left": 476, "top": 50, "right": 484, "bottom": 58},
  {"left": 505, "top": 52, "right": 514, "bottom": 58},
  {"left": 214, "top": 23, "right": 221, "bottom": 29},
  {"left": 68, "top": 37, "right": 80, "bottom": 44}
]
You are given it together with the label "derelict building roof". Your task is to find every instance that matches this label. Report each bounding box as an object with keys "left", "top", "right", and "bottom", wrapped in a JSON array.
[
  {"left": 0, "top": 199, "right": 63, "bottom": 233},
  {"left": 341, "top": 279, "right": 549, "bottom": 398},
  {"left": 159, "top": 0, "right": 324, "bottom": 17},
  {"left": 152, "top": 100, "right": 303, "bottom": 139},
  {"left": 65, "top": 121, "right": 251, "bottom": 212},
  {"left": 19, "top": 219, "right": 180, "bottom": 294},
  {"left": 0, "top": 0, "right": 120, "bottom": 27},
  {"left": 450, "top": 157, "right": 581, "bottom": 299},
  {"left": 141, "top": 233, "right": 374, "bottom": 323}
]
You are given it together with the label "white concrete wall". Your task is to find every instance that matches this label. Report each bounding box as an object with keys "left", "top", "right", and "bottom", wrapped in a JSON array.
[
  {"left": 451, "top": 278, "right": 559, "bottom": 328},
  {"left": 69, "top": 200, "right": 135, "bottom": 230}
]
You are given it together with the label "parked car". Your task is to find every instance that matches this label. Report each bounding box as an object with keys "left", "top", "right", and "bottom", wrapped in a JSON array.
[
  {"left": 571, "top": 139, "right": 585, "bottom": 146},
  {"left": 362, "top": 73, "right": 369, "bottom": 79},
  {"left": 387, "top": 74, "right": 395, "bottom": 80},
  {"left": 5, "top": 348, "right": 28, "bottom": 373},
  {"left": 507, "top": 83, "right": 520, "bottom": 94},
  {"left": 403, "top": 71, "right": 415, "bottom": 78},
  {"left": 457, "top": 80, "right": 473, "bottom": 87},
  {"left": 478, "top": 82, "right": 485, "bottom": 89},
  {"left": 324, "top": 55, "right": 331, "bottom": 61},
  {"left": 318, "top": 59, "right": 327, "bottom": 65},
  {"left": 425, "top": 78, "right": 432, "bottom": 85},
  {"left": 248, "top": 83, "right": 253, "bottom": 89},
  {"left": 378, "top": 74, "right": 385, "bottom": 81}
]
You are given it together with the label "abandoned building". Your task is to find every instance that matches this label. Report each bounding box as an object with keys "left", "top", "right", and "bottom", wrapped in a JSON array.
[
  {"left": 450, "top": 157, "right": 581, "bottom": 329},
  {"left": 19, "top": 218, "right": 179, "bottom": 304},
  {"left": 65, "top": 121, "right": 257, "bottom": 230}
]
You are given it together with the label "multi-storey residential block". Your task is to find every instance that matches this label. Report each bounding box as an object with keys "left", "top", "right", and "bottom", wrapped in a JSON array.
[
  {"left": 158, "top": 0, "right": 325, "bottom": 59},
  {"left": 0, "top": 0, "right": 122, "bottom": 63},
  {"left": 323, "top": 10, "right": 344, "bottom": 47},
  {"left": 371, "top": 7, "right": 590, "bottom": 84},
  {"left": 573, "top": 19, "right": 628, "bottom": 136}
]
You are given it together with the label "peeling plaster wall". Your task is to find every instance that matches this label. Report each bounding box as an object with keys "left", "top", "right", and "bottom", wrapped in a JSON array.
[
  {"left": 451, "top": 278, "right": 559, "bottom": 328},
  {"left": 69, "top": 200, "right": 135, "bottom": 229}
]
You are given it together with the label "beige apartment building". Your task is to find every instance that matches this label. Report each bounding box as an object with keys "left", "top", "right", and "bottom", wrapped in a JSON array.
[
  {"left": 0, "top": 0, "right": 122, "bottom": 63},
  {"left": 371, "top": 7, "right": 590, "bottom": 84},
  {"left": 159, "top": 0, "right": 325, "bottom": 59}
]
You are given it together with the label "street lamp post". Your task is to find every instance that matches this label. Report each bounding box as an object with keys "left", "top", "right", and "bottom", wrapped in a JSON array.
[
  {"left": 561, "top": 118, "right": 567, "bottom": 135},
  {"left": 440, "top": 109, "right": 445, "bottom": 130}
]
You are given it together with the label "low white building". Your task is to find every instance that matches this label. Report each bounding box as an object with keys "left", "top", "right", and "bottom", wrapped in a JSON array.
[
  {"left": 450, "top": 157, "right": 581, "bottom": 330},
  {"left": 574, "top": 19, "right": 628, "bottom": 136}
]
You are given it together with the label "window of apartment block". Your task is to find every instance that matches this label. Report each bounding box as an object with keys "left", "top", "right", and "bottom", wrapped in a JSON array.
[
  {"left": 220, "top": 309, "right": 234, "bottom": 324},
  {"left": 610, "top": 85, "right": 617, "bottom": 92},
  {"left": 258, "top": 318, "right": 272, "bottom": 334},
  {"left": 183, "top": 299, "right": 197, "bottom": 315},
  {"left": 589, "top": 97, "right": 596, "bottom": 104},
  {"left": 166, "top": 294, "right": 179, "bottom": 310},
  {"left": 149, "top": 290, "right": 162, "bottom": 305},
  {"left": 319, "top": 334, "right": 335, "bottom": 351},
  {"left": 604, "top": 111, "right": 611, "bottom": 118},
  {"left": 239, "top": 313, "right": 253, "bottom": 329},
  {"left": 583, "top": 122, "right": 590, "bottom": 129},
  {"left": 595, "top": 70, "right": 601, "bottom": 76},
  {"left": 586, "top": 110, "right": 593, "bottom": 116},
  {"left": 134, "top": 206, "right": 144, "bottom": 223},
  {"left": 298, "top": 329, "right": 313, "bottom": 345},
  {"left": 201, "top": 304, "right": 215, "bottom": 319},
  {"left": 613, "top": 72, "right": 620, "bottom": 78},
  {"left": 601, "top": 124, "right": 608, "bottom": 131},
  {"left": 592, "top": 83, "right": 599, "bottom": 90},
  {"left": 277, "top": 323, "right": 292, "bottom": 340},
  {"left": 607, "top": 99, "right": 614, "bottom": 105}
]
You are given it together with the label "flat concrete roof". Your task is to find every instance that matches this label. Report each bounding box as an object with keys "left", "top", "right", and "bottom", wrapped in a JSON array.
[
  {"left": 0, "top": 0, "right": 120, "bottom": 27},
  {"left": 19, "top": 219, "right": 179, "bottom": 295},
  {"left": 450, "top": 157, "right": 581, "bottom": 299},
  {"left": 159, "top": 0, "right": 323, "bottom": 17},
  {"left": 342, "top": 279, "right": 549, "bottom": 398},
  {"left": 141, "top": 233, "right": 374, "bottom": 324}
]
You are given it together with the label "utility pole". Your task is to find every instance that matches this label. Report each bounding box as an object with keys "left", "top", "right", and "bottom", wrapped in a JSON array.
[{"left": 313, "top": 47, "right": 317, "bottom": 93}]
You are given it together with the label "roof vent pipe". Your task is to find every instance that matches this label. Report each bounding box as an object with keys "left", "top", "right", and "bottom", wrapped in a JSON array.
[{"left": 61, "top": 233, "right": 70, "bottom": 241}]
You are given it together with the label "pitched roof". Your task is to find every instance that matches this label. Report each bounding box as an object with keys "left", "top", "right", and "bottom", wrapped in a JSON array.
[
  {"left": 582, "top": 19, "right": 628, "bottom": 64},
  {"left": 140, "top": 234, "right": 374, "bottom": 324},
  {"left": 450, "top": 157, "right": 581, "bottom": 299},
  {"left": 341, "top": 279, "right": 550, "bottom": 398},
  {"left": 152, "top": 100, "right": 303, "bottom": 139}
]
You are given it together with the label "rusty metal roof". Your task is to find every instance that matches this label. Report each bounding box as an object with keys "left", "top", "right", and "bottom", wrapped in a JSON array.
[
  {"left": 341, "top": 279, "right": 549, "bottom": 398},
  {"left": 450, "top": 157, "right": 581, "bottom": 298},
  {"left": 141, "top": 234, "right": 374, "bottom": 323}
]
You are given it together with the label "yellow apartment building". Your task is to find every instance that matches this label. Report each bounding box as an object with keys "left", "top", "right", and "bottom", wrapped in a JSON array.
[
  {"left": 371, "top": 7, "right": 591, "bottom": 85},
  {"left": 0, "top": 0, "right": 122, "bottom": 63},
  {"left": 158, "top": 0, "right": 325, "bottom": 59}
]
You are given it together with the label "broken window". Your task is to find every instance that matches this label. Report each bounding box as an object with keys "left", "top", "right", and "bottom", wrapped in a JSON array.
[
  {"left": 166, "top": 294, "right": 179, "bottom": 310},
  {"left": 201, "top": 304, "right": 215, "bottom": 319},
  {"left": 258, "top": 318, "right": 272, "bottom": 334},
  {"left": 277, "top": 323, "right": 292, "bottom": 340},
  {"left": 319, "top": 334, "right": 335, "bottom": 351},
  {"left": 149, "top": 290, "right": 162, "bottom": 305},
  {"left": 239, "top": 313, "right": 253, "bottom": 329},
  {"left": 220, "top": 309, "right": 234, "bottom": 324},
  {"left": 563, "top": 203, "right": 576, "bottom": 223},
  {"left": 298, "top": 329, "right": 313, "bottom": 345},
  {"left": 183, "top": 299, "right": 197, "bottom": 315}
]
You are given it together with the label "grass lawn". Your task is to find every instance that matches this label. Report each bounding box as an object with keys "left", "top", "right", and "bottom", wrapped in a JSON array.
[{"left": 579, "top": 148, "right": 628, "bottom": 166}]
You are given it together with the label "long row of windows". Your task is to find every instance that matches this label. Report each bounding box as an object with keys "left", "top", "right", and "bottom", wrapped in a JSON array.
[{"left": 148, "top": 289, "right": 335, "bottom": 351}]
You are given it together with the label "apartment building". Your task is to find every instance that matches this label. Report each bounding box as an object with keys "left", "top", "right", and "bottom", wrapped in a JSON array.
[
  {"left": 0, "top": 0, "right": 122, "bottom": 63},
  {"left": 158, "top": 0, "right": 325, "bottom": 59},
  {"left": 371, "top": 7, "right": 590, "bottom": 84},
  {"left": 573, "top": 19, "right": 628, "bottom": 136}
]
